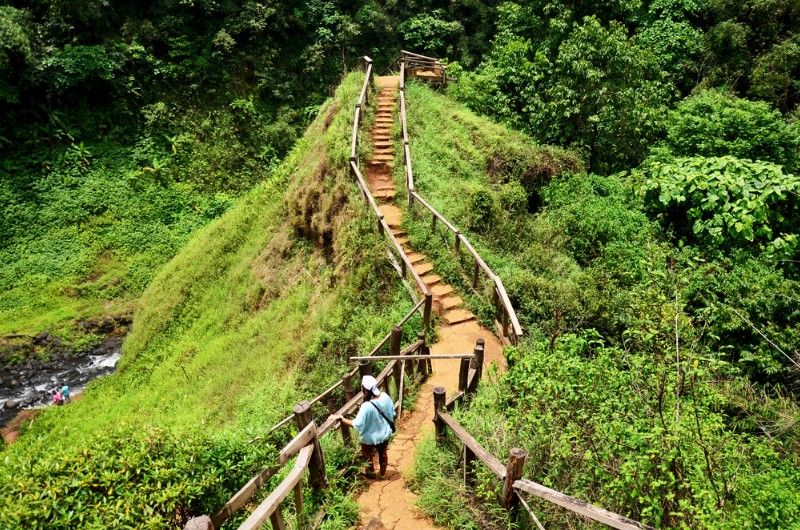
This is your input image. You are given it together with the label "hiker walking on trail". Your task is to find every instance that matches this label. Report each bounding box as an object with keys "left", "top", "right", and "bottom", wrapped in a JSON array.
[{"left": 331, "top": 375, "right": 395, "bottom": 479}]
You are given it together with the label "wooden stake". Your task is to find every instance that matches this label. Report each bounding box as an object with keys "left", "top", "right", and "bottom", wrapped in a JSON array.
[
  {"left": 502, "top": 448, "right": 527, "bottom": 510},
  {"left": 433, "top": 386, "right": 446, "bottom": 443},
  {"left": 293, "top": 401, "right": 328, "bottom": 491}
]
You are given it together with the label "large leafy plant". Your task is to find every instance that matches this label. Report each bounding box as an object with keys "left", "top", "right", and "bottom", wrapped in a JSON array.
[{"left": 639, "top": 156, "right": 800, "bottom": 260}]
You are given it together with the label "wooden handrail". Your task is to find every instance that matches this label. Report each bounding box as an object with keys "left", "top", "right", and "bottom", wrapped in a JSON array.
[
  {"left": 401, "top": 50, "right": 442, "bottom": 63},
  {"left": 514, "top": 479, "right": 655, "bottom": 530},
  {"left": 238, "top": 444, "right": 314, "bottom": 530},
  {"left": 268, "top": 300, "right": 425, "bottom": 436},
  {"left": 358, "top": 63, "right": 372, "bottom": 105},
  {"left": 212, "top": 465, "right": 278, "bottom": 528},
  {"left": 350, "top": 105, "right": 360, "bottom": 160},
  {"left": 493, "top": 275, "right": 522, "bottom": 338},
  {"left": 399, "top": 54, "right": 522, "bottom": 345},
  {"left": 350, "top": 161, "right": 383, "bottom": 220},
  {"left": 215, "top": 422, "right": 317, "bottom": 528},
  {"left": 278, "top": 423, "right": 317, "bottom": 465},
  {"left": 409, "top": 191, "right": 459, "bottom": 234},
  {"left": 437, "top": 411, "right": 506, "bottom": 479},
  {"left": 380, "top": 218, "right": 430, "bottom": 297},
  {"left": 455, "top": 234, "right": 493, "bottom": 278}
]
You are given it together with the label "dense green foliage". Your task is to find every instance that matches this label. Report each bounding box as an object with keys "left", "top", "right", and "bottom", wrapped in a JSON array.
[
  {"left": 0, "top": 0, "right": 503, "bottom": 345},
  {"left": 448, "top": 0, "right": 800, "bottom": 173},
  {"left": 402, "top": 83, "right": 800, "bottom": 528},
  {"left": 0, "top": 73, "right": 420, "bottom": 528},
  {"left": 639, "top": 156, "right": 800, "bottom": 261}
]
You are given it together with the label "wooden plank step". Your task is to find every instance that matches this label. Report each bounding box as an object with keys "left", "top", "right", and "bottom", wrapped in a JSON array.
[
  {"left": 441, "top": 296, "right": 463, "bottom": 310},
  {"left": 431, "top": 283, "right": 454, "bottom": 297},
  {"left": 372, "top": 135, "right": 391, "bottom": 141},
  {"left": 374, "top": 141, "right": 393, "bottom": 148},
  {"left": 391, "top": 229, "right": 406, "bottom": 237},
  {"left": 442, "top": 309, "right": 475, "bottom": 325},
  {"left": 395, "top": 237, "right": 409, "bottom": 245},
  {"left": 422, "top": 274, "right": 441, "bottom": 286},
  {"left": 372, "top": 155, "right": 394, "bottom": 162},
  {"left": 369, "top": 160, "right": 394, "bottom": 168},
  {"left": 379, "top": 204, "right": 403, "bottom": 227},
  {"left": 406, "top": 252, "right": 426, "bottom": 264},
  {"left": 374, "top": 189, "right": 396, "bottom": 200},
  {"left": 413, "top": 262, "right": 434, "bottom": 275},
  {"left": 374, "top": 149, "right": 394, "bottom": 156}
]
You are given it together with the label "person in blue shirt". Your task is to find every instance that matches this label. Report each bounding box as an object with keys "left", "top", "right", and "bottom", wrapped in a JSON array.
[
  {"left": 332, "top": 375, "right": 395, "bottom": 479},
  {"left": 61, "top": 385, "right": 71, "bottom": 404}
]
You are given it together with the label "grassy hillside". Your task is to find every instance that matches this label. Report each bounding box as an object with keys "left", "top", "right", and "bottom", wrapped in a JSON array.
[
  {"left": 400, "top": 82, "right": 800, "bottom": 529},
  {"left": 0, "top": 71, "right": 421, "bottom": 529}
]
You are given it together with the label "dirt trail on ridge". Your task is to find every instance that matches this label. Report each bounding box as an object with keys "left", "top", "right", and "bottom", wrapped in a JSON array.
[{"left": 354, "top": 75, "right": 505, "bottom": 530}]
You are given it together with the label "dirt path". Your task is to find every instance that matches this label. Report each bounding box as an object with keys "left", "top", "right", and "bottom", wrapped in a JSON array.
[{"left": 355, "top": 76, "right": 505, "bottom": 530}]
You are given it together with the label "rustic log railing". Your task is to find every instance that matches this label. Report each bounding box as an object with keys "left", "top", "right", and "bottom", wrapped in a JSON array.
[
  {"left": 431, "top": 386, "right": 655, "bottom": 530},
  {"left": 400, "top": 50, "right": 448, "bottom": 85},
  {"left": 349, "top": 56, "right": 434, "bottom": 333},
  {"left": 398, "top": 54, "right": 523, "bottom": 346}
]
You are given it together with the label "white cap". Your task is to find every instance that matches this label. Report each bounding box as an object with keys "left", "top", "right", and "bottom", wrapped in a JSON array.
[{"left": 361, "top": 375, "right": 380, "bottom": 396}]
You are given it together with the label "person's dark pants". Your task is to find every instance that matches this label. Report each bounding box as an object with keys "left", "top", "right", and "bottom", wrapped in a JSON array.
[{"left": 360, "top": 440, "right": 389, "bottom": 475}]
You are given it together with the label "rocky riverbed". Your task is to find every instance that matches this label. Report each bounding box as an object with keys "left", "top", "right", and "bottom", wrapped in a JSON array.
[{"left": 0, "top": 316, "right": 130, "bottom": 427}]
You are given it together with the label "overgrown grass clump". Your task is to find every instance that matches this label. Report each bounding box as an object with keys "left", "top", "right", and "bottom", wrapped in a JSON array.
[
  {"left": 0, "top": 71, "right": 419, "bottom": 529},
  {"left": 403, "top": 82, "right": 800, "bottom": 528}
]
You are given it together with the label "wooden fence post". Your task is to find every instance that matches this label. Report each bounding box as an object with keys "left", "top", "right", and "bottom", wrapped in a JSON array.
[
  {"left": 472, "top": 261, "right": 480, "bottom": 288},
  {"left": 455, "top": 232, "right": 461, "bottom": 257},
  {"left": 458, "top": 356, "right": 470, "bottom": 393},
  {"left": 502, "top": 448, "right": 527, "bottom": 510},
  {"left": 391, "top": 326, "right": 402, "bottom": 398},
  {"left": 433, "top": 386, "right": 446, "bottom": 443},
  {"left": 423, "top": 293, "right": 433, "bottom": 334},
  {"left": 269, "top": 507, "right": 286, "bottom": 530},
  {"left": 358, "top": 361, "right": 373, "bottom": 379},
  {"left": 468, "top": 339, "right": 485, "bottom": 394},
  {"left": 463, "top": 445, "right": 475, "bottom": 486},
  {"left": 293, "top": 401, "right": 328, "bottom": 491},
  {"left": 341, "top": 374, "right": 354, "bottom": 445},
  {"left": 416, "top": 331, "right": 429, "bottom": 377}
]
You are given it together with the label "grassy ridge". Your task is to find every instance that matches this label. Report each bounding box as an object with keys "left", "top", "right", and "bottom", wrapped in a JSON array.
[
  {"left": 0, "top": 71, "right": 419, "bottom": 529},
  {"left": 402, "top": 82, "right": 800, "bottom": 529}
]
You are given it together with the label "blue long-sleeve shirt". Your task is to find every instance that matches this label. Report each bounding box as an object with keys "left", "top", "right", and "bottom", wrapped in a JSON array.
[{"left": 352, "top": 393, "right": 395, "bottom": 445}]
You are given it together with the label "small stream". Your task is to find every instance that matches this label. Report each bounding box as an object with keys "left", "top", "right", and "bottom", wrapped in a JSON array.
[{"left": 0, "top": 335, "right": 123, "bottom": 426}]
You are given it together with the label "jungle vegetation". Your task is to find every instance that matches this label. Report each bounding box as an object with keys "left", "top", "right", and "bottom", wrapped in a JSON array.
[{"left": 1, "top": 0, "right": 799, "bottom": 528}]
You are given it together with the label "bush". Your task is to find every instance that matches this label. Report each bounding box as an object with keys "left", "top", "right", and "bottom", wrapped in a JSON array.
[
  {"left": 661, "top": 90, "right": 800, "bottom": 171},
  {"left": 0, "top": 426, "right": 275, "bottom": 529},
  {"left": 638, "top": 155, "right": 800, "bottom": 260}
]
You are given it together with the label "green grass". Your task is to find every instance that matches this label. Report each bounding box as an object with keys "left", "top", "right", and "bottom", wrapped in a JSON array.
[{"left": 0, "top": 70, "right": 423, "bottom": 529}]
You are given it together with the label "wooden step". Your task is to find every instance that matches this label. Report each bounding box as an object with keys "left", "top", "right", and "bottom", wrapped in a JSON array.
[
  {"left": 391, "top": 229, "right": 406, "bottom": 237},
  {"left": 395, "top": 237, "right": 409, "bottom": 245},
  {"left": 422, "top": 274, "right": 441, "bottom": 286},
  {"left": 442, "top": 309, "right": 475, "bottom": 325},
  {"left": 431, "top": 283, "right": 453, "bottom": 297},
  {"left": 406, "top": 252, "right": 426, "bottom": 264},
  {"left": 369, "top": 160, "right": 394, "bottom": 168},
  {"left": 441, "top": 296, "right": 464, "bottom": 310},
  {"left": 413, "top": 262, "right": 434, "bottom": 275},
  {"left": 374, "top": 189, "right": 396, "bottom": 200},
  {"left": 374, "top": 148, "right": 394, "bottom": 156},
  {"left": 374, "top": 141, "right": 393, "bottom": 148},
  {"left": 372, "top": 135, "right": 391, "bottom": 141},
  {"left": 372, "top": 154, "right": 394, "bottom": 162}
]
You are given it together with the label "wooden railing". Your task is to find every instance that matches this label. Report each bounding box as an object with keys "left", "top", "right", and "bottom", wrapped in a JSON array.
[
  {"left": 349, "top": 56, "right": 434, "bottom": 333},
  {"left": 400, "top": 50, "right": 448, "bottom": 86},
  {"left": 431, "top": 386, "right": 655, "bottom": 530},
  {"left": 398, "top": 54, "right": 523, "bottom": 346}
]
